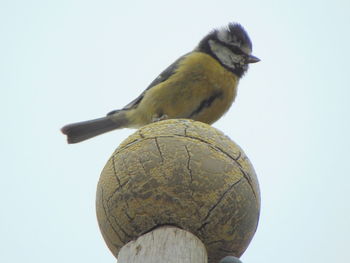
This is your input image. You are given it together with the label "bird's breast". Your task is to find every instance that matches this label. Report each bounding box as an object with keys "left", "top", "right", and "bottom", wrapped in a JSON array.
[
  {"left": 172, "top": 52, "right": 239, "bottom": 124},
  {"left": 131, "top": 52, "right": 239, "bottom": 126}
]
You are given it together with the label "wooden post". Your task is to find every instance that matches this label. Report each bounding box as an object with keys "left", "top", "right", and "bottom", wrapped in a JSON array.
[{"left": 118, "top": 226, "right": 207, "bottom": 263}]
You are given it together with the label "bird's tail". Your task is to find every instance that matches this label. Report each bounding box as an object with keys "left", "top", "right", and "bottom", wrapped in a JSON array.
[{"left": 61, "top": 112, "right": 128, "bottom": 144}]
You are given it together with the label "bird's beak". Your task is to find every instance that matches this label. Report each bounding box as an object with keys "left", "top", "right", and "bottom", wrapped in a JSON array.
[{"left": 247, "top": 54, "right": 260, "bottom": 64}]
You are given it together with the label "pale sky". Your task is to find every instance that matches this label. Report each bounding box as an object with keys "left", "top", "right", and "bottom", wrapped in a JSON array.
[{"left": 1, "top": 0, "right": 349, "bottom": 262}]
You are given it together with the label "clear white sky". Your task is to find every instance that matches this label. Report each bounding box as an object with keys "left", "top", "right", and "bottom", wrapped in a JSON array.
[{"left": 1, "top": 0, "right": 349, "bottom": 262}]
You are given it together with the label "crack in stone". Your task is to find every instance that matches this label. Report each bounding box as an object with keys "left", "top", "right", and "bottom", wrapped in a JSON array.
[
  {"left": 105, "top": 177, "right": 131, "bottom": 208},
  {"left": 100, "top": 187, "right": 126, "bottom": 244},
  {"left": 138, "top": 156, "right": 148, "bottom": 176},
  {"left": 184, "top": 123, "right": 189, "bottom": 137},
  {"left": 154, "top": 137, "right": 164, "bottom": 162},
  {"left": 184, "top": 145, "right": 194, "bottom": 197},
  {"left": 117, "top": 138, "right": 140, "bottom": 152},
  {"left": 117, "top": 132, "right": 242, "bottom": 161},
  {"left": 197, "top": 221, "right": 209, "bottom": 232},
  {"left": 109, "top": 212, "right": 133, "bottom": 239},
  {"left": 239, "top": 167, "right": 258, "bottom": 202},
  {"left": 105, "top": 186, "right": 134, "bottom": 239},
  {"left": 123, "top": 197, "right": 134, "bottom": 222},
  {"left": 197, "top": 177, "right": 244, "bottom": 232},
  {"left": 124, "top": 208, "right": 134, "bottom": 221},
  {"left": 234, "top": 151, "right": 241, "bottom": 161},
  {"left": 130, "top": 134, "right": 241, "bottom": 162},
  {"left": 112, "top": 155, "right": 121, "bottom": 187},
  {"left": 200, "top": 140, "right": 242, "bottom": 167},
  {"left": 184, "top": 145, "right": 193, "bottom": 184}
]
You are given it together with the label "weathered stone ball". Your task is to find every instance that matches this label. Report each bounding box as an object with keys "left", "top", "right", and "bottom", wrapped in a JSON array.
[{"left": 96, "top": 119, "right": 260, "bottom": 263}]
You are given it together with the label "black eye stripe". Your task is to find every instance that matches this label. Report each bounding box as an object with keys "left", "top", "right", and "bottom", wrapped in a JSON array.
[
  {"left": 214, "top": 35, "right": 247, "bottom": 56},
  {"left": 221, "top": 42, "right": 246, "bottom": 56},
  {"left": 231, "top": 46, "right": 245, "bottom": 55}
]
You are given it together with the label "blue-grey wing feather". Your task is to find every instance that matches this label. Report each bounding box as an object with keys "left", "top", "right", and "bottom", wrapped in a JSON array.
[{"left": 120, "top": 53, "right": 189, "bottom": 110}]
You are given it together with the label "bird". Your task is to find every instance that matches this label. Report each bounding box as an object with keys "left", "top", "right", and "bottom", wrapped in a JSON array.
[
  {"left": 219, "top": 256, "right": 243, "bottom": 263},
  {"left": 61, "top": 22, "right": 259, "bottom": 143}
]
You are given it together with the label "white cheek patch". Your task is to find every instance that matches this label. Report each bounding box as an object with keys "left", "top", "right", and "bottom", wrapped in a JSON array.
[{"left": 209, "top": 40, "right": 244, "bottom": 69}]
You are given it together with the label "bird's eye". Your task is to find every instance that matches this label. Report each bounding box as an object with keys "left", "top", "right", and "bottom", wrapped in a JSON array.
[
  {"left": 230, "top": 35, "right": 238, "bottom": 44},
  {"left": 229, "top": 45, "right": 245, "bottom": 56}
]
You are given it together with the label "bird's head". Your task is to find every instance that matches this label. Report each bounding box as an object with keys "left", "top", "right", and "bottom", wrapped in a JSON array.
[{"left": 197, "top": 23, "right": 260, "bottom": 77}]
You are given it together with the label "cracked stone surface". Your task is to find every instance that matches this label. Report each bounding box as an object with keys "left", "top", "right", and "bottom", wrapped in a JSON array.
[{"left": 96, "top": 119, "right": 260, "bottom": 263}]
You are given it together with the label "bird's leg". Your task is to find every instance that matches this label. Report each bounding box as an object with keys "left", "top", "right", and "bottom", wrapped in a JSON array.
[{"left": 151, "top": 113, "right": 169, "bottom": 122}]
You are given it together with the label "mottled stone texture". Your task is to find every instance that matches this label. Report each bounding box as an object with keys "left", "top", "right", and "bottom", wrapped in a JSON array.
[{"left": 96, "top": 119, "right": 260, "bottom": 263}]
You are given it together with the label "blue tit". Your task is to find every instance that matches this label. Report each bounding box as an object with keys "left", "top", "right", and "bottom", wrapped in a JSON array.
[
  {"left": 61, "top": 22, "right": 259, "bottom": 143},
  {"left": 219, "top": 256, "right": 243, "bottom": 263}
]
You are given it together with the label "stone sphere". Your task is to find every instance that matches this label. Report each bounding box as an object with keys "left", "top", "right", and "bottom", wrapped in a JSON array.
[{"left": 96, "top": 119, "right": 260, "bottom": 263}]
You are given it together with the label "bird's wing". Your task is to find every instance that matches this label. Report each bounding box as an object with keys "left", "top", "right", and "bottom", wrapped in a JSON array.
[{"left": 120, "top": 53, "right": 190, "bottom": 111}]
